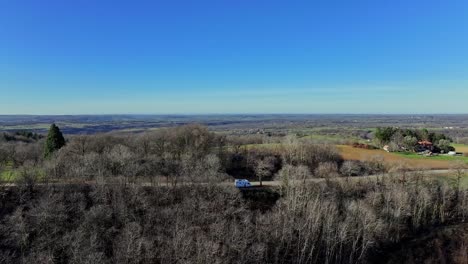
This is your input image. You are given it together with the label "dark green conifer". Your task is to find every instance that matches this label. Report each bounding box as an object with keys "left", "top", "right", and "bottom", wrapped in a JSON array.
[{"left": 44, "top": 123, "right": 65, "bottom": 158}]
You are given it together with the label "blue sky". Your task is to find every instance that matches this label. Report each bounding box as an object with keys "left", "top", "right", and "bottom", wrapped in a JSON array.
[{"left": 1, "top": 0, "right": 468, "bottom": 114}]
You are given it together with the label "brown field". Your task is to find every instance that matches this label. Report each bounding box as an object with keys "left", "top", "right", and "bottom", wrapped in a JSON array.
[
  {"left": 337, "top": 145, "right": 454, "bottom": 170},
  {"left": 454, "top": 144, "right": 468, "bottom": 153},
  {"left": 243, "top": 143, "right": 465, "bottom": 170}
]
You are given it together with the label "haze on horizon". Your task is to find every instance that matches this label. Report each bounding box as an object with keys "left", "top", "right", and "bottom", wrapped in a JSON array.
[{"left": 1, "top": 1, "right": 468, "bottom": 115}]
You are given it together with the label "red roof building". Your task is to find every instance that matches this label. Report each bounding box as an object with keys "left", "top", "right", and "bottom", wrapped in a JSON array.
[{"left": 418, "top": 140, "right": 433, "bottom": 146}]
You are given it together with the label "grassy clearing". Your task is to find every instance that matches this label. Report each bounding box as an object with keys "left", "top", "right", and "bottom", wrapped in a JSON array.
[
  {"left": 0, "top": 166, "right": 46, "bottom": 183},
  {"left": 0, "top": 169, "right": 19, "bottom": 182},
  {"left": 394, "top": 151, "right": 468, "bottom": 161},
  {"left": 299, "top": 133, "right": 366, "bottom": 144}
]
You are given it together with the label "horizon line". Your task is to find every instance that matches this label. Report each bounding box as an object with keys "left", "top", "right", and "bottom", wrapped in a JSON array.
[{"left": 1, "top": 113, "right": 468, "bottom": 116}]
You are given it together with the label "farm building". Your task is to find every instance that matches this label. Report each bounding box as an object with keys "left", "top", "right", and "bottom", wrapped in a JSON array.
[{"left": 416, "top": 140, "right": 434, "bottom": 152}]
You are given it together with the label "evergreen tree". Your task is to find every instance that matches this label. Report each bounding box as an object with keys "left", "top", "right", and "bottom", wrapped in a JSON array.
[{"left": 44, "top": 123, "right": 65, "bottom": 158}]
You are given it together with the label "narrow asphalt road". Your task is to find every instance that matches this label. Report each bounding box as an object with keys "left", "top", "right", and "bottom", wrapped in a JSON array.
[{"left": 1, "top": 169, "right": 466, "bottom": 188}]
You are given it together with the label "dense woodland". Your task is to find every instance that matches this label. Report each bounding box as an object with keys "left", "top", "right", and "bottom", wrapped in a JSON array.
[{"left": 0, "top": 124, "right": 467, "bottom": 263}]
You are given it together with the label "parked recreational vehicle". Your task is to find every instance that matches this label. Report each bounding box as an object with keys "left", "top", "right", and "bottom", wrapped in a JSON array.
[{"left": 235, "top": 179, "right": 252, "bottom": 188}]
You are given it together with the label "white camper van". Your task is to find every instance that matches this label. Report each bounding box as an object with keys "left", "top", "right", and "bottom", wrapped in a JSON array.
[{"left": 235, "top": 179, "right": 252, "bottom": 188}]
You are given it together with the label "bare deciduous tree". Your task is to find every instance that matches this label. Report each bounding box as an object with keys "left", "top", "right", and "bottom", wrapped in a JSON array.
[{"left": 254, "top": 156, "right": 275, "bottom": 187}]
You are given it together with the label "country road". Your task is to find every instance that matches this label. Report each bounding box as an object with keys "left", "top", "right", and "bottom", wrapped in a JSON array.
[
  {"left": 2, "top": 168, "right": 464, "bottom": 189},
  {"left": 243, "top": 169, "right": 467, "bottom": 187}
]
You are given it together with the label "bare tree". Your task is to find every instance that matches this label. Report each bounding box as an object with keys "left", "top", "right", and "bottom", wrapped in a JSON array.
[
  {"left": 67, "top": 135, "right": 90, "bottom": 156},
  {"left": 276, "top": 164, "right": 311, "bottom": 190},
  {"left": 314, "top": 161, "right": 339, "bottom": 178},
  {"left": 254, "top": 156, "right": 275, "bottom": 187},
  {"left": 451, "top": 160, "right": 467, "bottom": 207}
]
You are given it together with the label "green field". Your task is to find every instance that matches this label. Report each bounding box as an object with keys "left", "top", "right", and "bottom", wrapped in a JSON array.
[
  {"left": 394, "top": 152, "right": 468, "bottom": 163},
  {"left": 0, "top": 124, "right": 51, "bottom": 131},
  {"left": 300, "top": 133, "right": 363, "bottom": 142},
  {"left": 0, "top": 166, "right": 46, "bottom": 183}
]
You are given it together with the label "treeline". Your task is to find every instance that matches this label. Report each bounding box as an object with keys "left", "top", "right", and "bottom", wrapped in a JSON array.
[
  {"left": 0, "top": 131, "right": 43, "bottom": 143},
  {"left": 2, "top": 124, "right": 431, "bottom": 188},
  {"left": 1, "top": 124, "right": 382, "bottom": 185},
  {"left": 374, "top": 127, "right": 454, "bottom": 153},
  {"left": 0, "top": 131, "right": 44, "bottom": 169}
]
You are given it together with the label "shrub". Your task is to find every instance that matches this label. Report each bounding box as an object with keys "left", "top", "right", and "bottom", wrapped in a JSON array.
[
  {"left": 340, "top": 160, "right": 365, "bottom": 176},
  {"left": 314, "top": 162, "right": 339, "bottom": 178}
]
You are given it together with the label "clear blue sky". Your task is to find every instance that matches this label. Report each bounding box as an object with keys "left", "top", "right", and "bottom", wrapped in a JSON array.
[{"left": 1, "top": 0, "right": 468, "bottom": 114}]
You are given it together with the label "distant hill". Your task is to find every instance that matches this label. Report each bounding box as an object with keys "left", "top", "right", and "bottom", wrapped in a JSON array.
[{"left": 1, "top": 114, "right": 468, "bottom": 135}]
